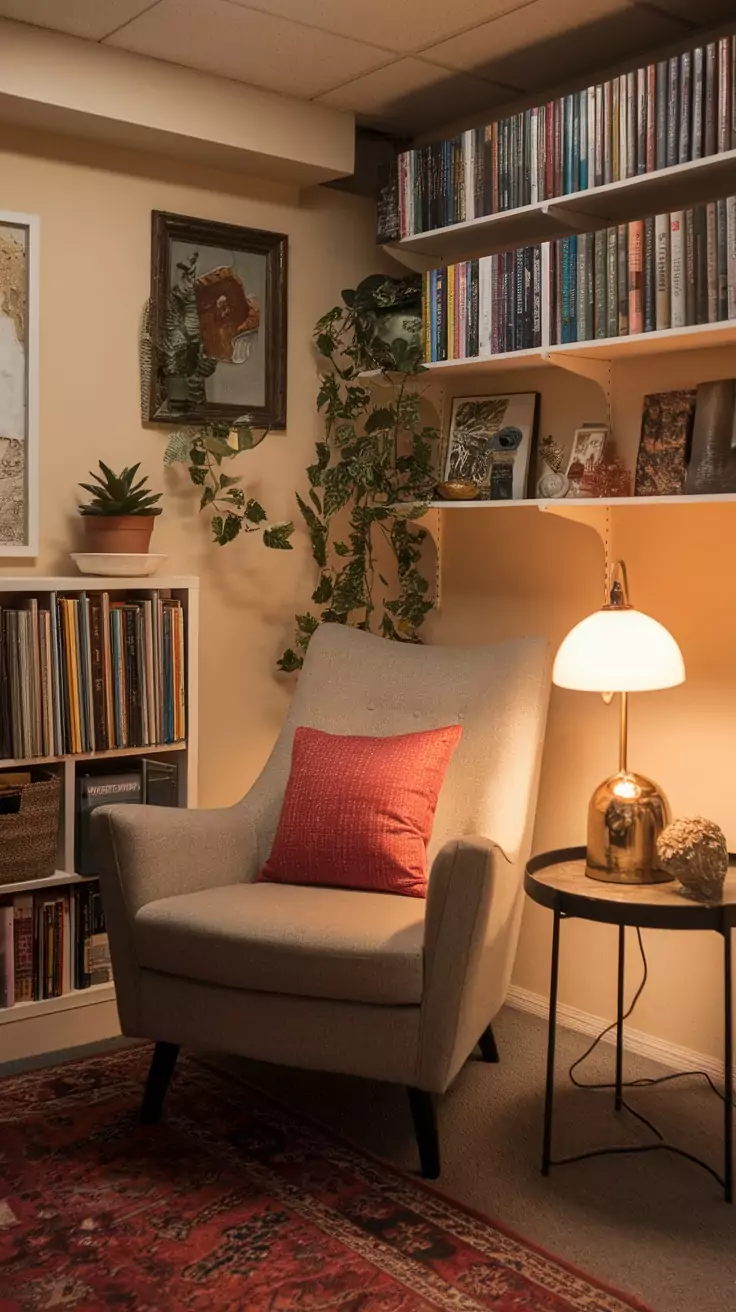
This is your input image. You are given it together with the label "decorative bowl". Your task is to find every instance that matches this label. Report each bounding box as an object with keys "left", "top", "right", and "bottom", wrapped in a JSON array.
[
  {"left": 434, "top": 480, "right": 480, "bottom": 501},
  {"left": 70, "top": 553, "right": 168, "bottom": 578}
]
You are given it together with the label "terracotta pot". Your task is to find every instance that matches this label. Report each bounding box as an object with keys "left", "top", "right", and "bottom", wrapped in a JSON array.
[{"left": 81, "top": 515, "right": 157, "bottom": 554}]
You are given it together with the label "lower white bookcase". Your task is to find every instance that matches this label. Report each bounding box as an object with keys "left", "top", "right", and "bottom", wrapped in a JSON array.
[{"left": 0, "top": 576, "right": 199, "bottom": 1065}]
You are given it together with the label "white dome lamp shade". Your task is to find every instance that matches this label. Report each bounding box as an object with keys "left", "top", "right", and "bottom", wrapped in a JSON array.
[{"left": 553, "top": 561, "right": 685, "bottom": 885}]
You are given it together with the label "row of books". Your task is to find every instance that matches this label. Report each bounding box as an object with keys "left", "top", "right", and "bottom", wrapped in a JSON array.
[
  {"left": 0, "top": 591, "right": 186, "bottom": 761},
  {"left": 381, "top": 34, "right": 736, "bottom": 240},
  {"left": 551, "top": 199, "right": 736, "bottom": 344},
  {"left": 0, "top": 880, "right": 111, "bottom": 1007},
  {"left": 422, "top": 247, "right": 542, "bottom": 363}
]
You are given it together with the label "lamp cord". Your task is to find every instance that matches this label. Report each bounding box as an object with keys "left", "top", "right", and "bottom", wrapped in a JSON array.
[{"left": 568, "top": 927, "right": 725, "bottom": 1125}]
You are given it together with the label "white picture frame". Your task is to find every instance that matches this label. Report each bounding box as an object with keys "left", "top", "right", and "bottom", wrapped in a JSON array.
[
  {"left": 444, "top": 392, "right": 540, "bottom": 500},
  {"left": 0, "top": 210, "right": 39, "bottom": 557}
]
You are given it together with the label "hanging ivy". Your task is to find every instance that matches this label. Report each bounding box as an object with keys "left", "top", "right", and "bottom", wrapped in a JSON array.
[{"left": 278, "top": 275, "right": 439, "bottom": 673}]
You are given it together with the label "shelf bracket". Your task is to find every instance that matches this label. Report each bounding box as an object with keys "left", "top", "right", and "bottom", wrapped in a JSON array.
[
  {"left": 538, "top": 500, "right": 609, "bottom": 544},
  {"left": 543, "top": 201, "right": 614, "bottom": 231}
]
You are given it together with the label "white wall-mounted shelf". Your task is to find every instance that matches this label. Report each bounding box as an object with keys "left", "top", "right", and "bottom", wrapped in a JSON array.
[
  {"left": 430, "top": 493, "right": 736, "bottom": 510},
  {"left": 385, "top": 149, "right": 736, "bottom": 269}
]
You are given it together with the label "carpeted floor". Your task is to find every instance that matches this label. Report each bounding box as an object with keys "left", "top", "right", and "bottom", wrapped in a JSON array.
[{"left": 213, "top": 1006, "right": 736, "bottom": 1312}]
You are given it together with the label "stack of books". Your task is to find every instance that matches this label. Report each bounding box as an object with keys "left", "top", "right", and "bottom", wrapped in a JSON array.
[
  {"left": 382, "top": 35, "right": 736, "bottom": 241},
  {"left": 0, "top": 880, "right": 112, "bottom": 1007},
  {"left": 422, "top": 249, "right": 542, "bottom": 362},
  {"left": 551, "top": 198, "right": 736, "bottom": 343},
  {"left": 0, "top": 591, "right": 186, "bottom": 760}
]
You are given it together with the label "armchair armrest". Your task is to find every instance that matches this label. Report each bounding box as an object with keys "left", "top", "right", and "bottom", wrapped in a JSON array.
[
  {"left": 93, "top": 801, "right": 259, "bottom": 916},
  {"left": 92, "top": 801, "right": 259, "bottom": 1038},
  {"left": 415, "top": 836, "right": 524, "bottom": 1092}
]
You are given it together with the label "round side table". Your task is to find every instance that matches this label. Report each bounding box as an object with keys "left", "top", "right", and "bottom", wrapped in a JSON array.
[{"left": 524, "top": 846, "right": 736, "bottom": 1201}]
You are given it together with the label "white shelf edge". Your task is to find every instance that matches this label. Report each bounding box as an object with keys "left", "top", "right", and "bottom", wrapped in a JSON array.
[
  {"left": 430, "top": 494, "right": 736, "bottom": 509},
  {"left": 0, "top": 869, "right": 93, "bottom": 897},
  {"left": 0, "top": 741, "right": 187, "bottom": 769},
  {"left": 0, "top": 576, "right": 199, "bottom": 591},
  {"left": 0, "top": 982, "right": 115, "bottom": 1025}
]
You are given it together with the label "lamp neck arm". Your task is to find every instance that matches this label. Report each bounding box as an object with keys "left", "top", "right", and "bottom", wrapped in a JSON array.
[{"left": 619, "top": 691, "right": 628, "bottom": 774}]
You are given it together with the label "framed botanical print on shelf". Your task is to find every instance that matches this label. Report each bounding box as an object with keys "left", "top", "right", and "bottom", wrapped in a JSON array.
[
  {"left": 444, "top": 393, "right": 540, "bottom": 500},
  {"left": 0, "top": 211, "right": 39, "bottom": 557},
  {"left": 148, "top": 211, "right": 288, "bottom": 428}
]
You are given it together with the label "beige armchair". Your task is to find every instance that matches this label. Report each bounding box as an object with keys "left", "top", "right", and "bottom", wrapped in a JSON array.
[{"left": 94, "top": 625, "right": 550, "bottom": 1177}]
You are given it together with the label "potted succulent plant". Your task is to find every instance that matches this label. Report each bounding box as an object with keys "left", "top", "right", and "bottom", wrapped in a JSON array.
[{"left": 78, "top": 461, "right": 163, "bottom": 553}]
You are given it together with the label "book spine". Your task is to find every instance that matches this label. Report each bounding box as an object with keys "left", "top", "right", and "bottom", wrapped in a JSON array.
[
  {"left": 490, "top": 123, "right": 499, "bottom": 214},
  {"left": 643, "top": 216, "right": 655, "bottom": 332},
  {"left": 606, "top": 227, "right": 618, "bottom": 337},
  {"left": 636, "top": 67, "right": 647, "bottom": 174},
  {"left": 706, "top": 202, "right": 717, "bottom": 323},
  {"left": 13, "top": 896, "right": 34, "bottom": 1003},
  {"left": 611, "top": 77, "right": 619, "bottom": 182},
  {"left": 463, "top": 129, "right": 474, "bottom": 223},
  {"left": 666, "top": 56, "right": 679, "bottom": 167},
  {"left": 617, "top": 224, "right": 628, "bottom": 335},
  {"left": 618, "top": 74, "right": 629, "bottom": 179},
  {"left": 594, "top": 229, "right": 607, "bottom": 338},
  {"left": 561, "top": 239, "right": 571, "bottom": 344},
  {"left": 728, "top": 195, "right": 736, "bottom": 320},
  {"left": 447, "top": 263, "right": 455, "bottom": 360},
  {"left": 571, "top": 95, "right": 580, "bottom": 194},
  {"left": 655, "top": 213, "right": 671, "bottom": 330},
  {"left": 435, "top": 268, "right": 446, "bottom": 362},
  {"left": 685, "top": 208, "right": 696, "bottom": 325},
  {"left": 646, "top": 63, "right": 656, "bottom": 172},
  {"left": 532, "top": 244, "right": 541, "bottom": 348},
  {"left": 0, "top": 905, "right": 14, "bottom": 1008},
  {"left": 717, "top": 197, "right": 728, "bottom": 319},
  {"left": 568, "top": 235, "right": 577, "bottom": 340},
  {"left": 655, "top": 60, "right": 667, "bottom": 170},
  {"left": 719, "top": 37, "right": 732, "bottom": 154},
  {"left": 628, "top": 219, "right": 644, "bottom": 334},
  {"left": 603, "top": 80, "right": 612, "bottom": 184},
  {"left": 588, "top": 86, "right": 596, "bottom": 189},
  {"left": 679, "top": 51, "right": 692, "bottom": 164},
  {"left": 627, "top": 71, "right": 637, "bottom": 178},
  {"left": 577, "top": 91, "right": 587, "bottom": 189},
  {"left": 474, "top": 126, "right": 485, "bottom": 218},
  {"left": 563, "top": 94, "right": 573, "bottom": 194},
  {"left": 545, "top": 104, "right": 554, "bottom": 200},
  {"left": 704, "top": 43, "right": 717, "bottom": 157},
  {"left": 576, "top": 234, "right": 586, "bottom": 341},
  {"left": 691, "top": 47, "right": 704, "bottom": 160},
  {"left": 670, "top": 211, "right": 686, "bottom": 327},
  {"left": 594, "top": 85, "right": 604, "bottom": 187},
  {"left": 554, "top": 99, "right": 563, "bottom": 197}
]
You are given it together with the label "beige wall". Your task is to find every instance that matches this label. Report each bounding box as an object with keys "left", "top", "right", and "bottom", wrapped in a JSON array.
[
  {"left": 429, "top": 345, "right": 736, "bottom": 1064},
  {"left": 0, "top": 126, "right": 382, "bottom": 809}
]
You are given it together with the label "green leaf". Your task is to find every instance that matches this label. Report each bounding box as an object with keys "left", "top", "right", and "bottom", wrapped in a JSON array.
[
  {"left": 333, "top": 541, "right": 350, "bottom": 556},
  {"left": 219, "top": 472, "right": 241, "bottom": 488},
  {"left": 244, "top": 499, "right": 267, "bottom": 524},
  {"left": 204, "top": 435, "right": 233, "bottom": 458},
  {"left": 188, "top": 466, "right": 207, "bottom": 485},
  {"left": 364, "top": 406, "right": 394, "bottom": 435},
  {"left": 263, "top": 521, "right": 295, "bottom": 550},
  {"left": 316, "top": 332, "right": 336, "bottom": 358},
  {"left": 308, "top": 488, "right": 322, "bottom": 513},
  {"left": 190, "top": 448, "right": 206, "bottom": 466},
  {"left": 200, "top": 486, "right": 215, "bottom": 508},
  {"left": 322, "top": 464, "right": 352, "bottom": 519},
  {"left": 164, "top": 430, "right": 193, "bottom": 466},
  {"left": 278, "top": 648, "right": 304, "bottom": 673},
  {"left": 296, "top": 492, "right": 327, "bottom": 568},
  {"left": 211, "top": 514, "right": 223, "bottom": 540},
  {"left": 311, "top": 574, "right": 333, "bottom": 604},
  {"left": 220, "top": 514, "right": 242, "bottom": 543},
  {"left": 296, "top": 612, "right": 319, "bottom": 635}
]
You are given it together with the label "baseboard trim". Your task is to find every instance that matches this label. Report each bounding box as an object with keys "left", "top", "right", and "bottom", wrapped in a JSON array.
[{"left": 506, "top": 983, "right": 726, "bottom": 1083}]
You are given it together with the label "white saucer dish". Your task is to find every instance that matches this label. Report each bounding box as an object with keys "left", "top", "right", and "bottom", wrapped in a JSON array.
[{"left": 70, "top": 553, "right": 168, "bottom": 578}]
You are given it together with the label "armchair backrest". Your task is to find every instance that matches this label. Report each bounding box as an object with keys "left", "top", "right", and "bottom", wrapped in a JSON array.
[{"left": 244, "top": 625, "right": 550, "bottom": 867}]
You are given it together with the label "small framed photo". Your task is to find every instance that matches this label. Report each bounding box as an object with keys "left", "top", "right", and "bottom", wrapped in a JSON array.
[
  {"left": 444, "top": 393, "right": 540, "bottom": 500},
  {"left": 148, "top": 210, "right": 288, "bottom": 428},
  {"left": 566, "top": 426, "right": 608, "bottom": 495}
]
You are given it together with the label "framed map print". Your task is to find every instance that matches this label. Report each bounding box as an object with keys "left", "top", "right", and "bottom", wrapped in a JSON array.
[
  {"left": 148, "top": 211, "right": 287, "bottom": 429},
  {"left": 0, "top": 211, "right": 39, "bottom": 556}
]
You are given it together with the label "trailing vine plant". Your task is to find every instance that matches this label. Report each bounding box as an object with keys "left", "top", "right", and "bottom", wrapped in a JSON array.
[{"left": 278, "top": 274, "right": 439, "bottom": 673}]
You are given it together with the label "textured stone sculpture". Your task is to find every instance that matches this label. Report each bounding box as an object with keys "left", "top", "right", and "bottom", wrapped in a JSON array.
[{"left": 656, "top": 817, "right": 729, "bottom": 903}]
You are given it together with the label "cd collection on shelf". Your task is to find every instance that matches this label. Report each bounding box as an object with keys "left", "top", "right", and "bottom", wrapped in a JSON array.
[
  {"left": 422, "top": 248, "right": 542, "bottom": 362},
  {"left": 0, "top": 590, "right": 186, "bottom": 761},
  {"left": 379, "top": 35, "right": 736, "bottom": 242},
  {"left": 551, "top": 199, "right": 736, "bottom": 343}
]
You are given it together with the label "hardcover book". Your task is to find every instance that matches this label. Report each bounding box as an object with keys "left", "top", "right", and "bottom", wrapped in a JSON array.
[
  {"left": 76, "top": 769, "right": 142, "bottom": 876},
  {"left": 635, "top": 389, "right": 697, "bottom": 495},
  {"left": 686, "top": 379, "right": 736, "bottom": 493}
]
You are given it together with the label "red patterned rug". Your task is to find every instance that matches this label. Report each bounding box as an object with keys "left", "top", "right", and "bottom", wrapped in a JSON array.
[{"left": 0, "top": 1046, "right": 652, "bottom": 1311}]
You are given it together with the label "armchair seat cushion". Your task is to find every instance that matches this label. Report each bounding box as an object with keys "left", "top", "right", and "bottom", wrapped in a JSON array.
[{"left": 134, "top": 882, "right": 425, "bottom": 1005}]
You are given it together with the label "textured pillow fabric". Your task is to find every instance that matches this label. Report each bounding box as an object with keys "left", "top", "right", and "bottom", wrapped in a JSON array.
[{"left": 259, "top": 724, "right": 462, "bottom": 898}]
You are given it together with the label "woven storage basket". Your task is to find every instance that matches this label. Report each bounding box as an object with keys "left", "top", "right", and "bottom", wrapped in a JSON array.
[{"left": 0, "top": 773, "right": 61, "bottom": 885}]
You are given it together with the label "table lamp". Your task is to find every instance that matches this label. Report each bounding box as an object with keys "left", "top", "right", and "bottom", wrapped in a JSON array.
[{"left": 553, "top": 561, "right": 685, "bottom": 884}]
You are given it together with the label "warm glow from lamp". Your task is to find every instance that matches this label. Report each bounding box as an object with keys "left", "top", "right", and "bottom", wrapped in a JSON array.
[
  {"left": 553, "top": 607, "right": 685, "bottom": 693},
  {"left": 553, "top": 560, "right": 685, "bottom": 885}
]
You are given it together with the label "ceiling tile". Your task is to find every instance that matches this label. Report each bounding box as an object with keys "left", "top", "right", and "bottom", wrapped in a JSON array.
[
  {"left": 225, "top": 0, "right": 530, "bottom": 56},
  {"left": 105, "top": 0, "right": 396, "bottom": 98},
  {"left": 317, "top": 58, "right": 512, "bottom": 135},
  {"left": 425, "top": 0, "right": 688, "bottom": 90},
  {"left": 0, "top": 0, "right": 156, "bottom": 39}
]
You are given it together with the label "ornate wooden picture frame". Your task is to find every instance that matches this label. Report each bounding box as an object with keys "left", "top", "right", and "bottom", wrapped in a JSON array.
[
  {"left": 0, "top": 210, "right": 39, "bottom": 557},
  {"left": 148, "top": 211, "right": 287, "bottom": 429}
]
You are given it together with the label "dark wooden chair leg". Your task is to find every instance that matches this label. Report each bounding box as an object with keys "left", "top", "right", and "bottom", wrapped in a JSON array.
[
  {"left": 407, "top": 1087, "right": 440, "bottom": 1179},
  {"left": 478, "top": 1023, "right": 500, "bottom": 1063},
  {"left": 141, "top": 1042, "right": 180, "bottom": 1124}
]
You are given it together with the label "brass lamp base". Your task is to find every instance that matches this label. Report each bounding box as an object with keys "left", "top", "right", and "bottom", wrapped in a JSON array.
[{"left": 586, "top": 769, "right": 673, "bottom": 885}]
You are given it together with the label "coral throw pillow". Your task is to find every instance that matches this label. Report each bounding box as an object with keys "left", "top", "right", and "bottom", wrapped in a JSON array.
[{"left": 259, "top": 724, "right": 462, "bottom": 898}]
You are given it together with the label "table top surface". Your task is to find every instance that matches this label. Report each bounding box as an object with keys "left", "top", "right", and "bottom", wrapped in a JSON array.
[{"left": 524, "top": 847, "right": 736, "bottom": 929}]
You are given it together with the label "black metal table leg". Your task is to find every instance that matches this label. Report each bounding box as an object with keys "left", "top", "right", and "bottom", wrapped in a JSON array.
[
  {"left": 615, "top": 924, "right": 625, "bottom": 1112},
  {"left": 542, "top": 903, "right": 561, "bottom": 1176},
  {"left": 725, "top": 927, "right": 733, "bottom": 1204}
]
